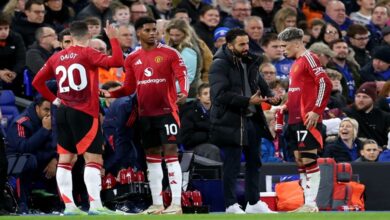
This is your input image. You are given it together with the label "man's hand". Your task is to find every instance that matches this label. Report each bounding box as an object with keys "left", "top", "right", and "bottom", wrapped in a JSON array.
[
  {"left": 249, "top": 90, "right": 268, "bottom": 105},
  {"left": 305, "top": 111, "right": 320, "bottom": 129},
  {"left": 42, "top": 115, "right": 52, "bottom": 130},
  {"left": 267, "top": 95, "right": 281, "bottom": 105},
  {"left": 176, "top": 92, "right": 187, "bottom": 104},
  {"left": 0, "top": 69, "right": 16, "bottom": 83},
  {"left": 104, "top": 20, "right": 119, "bottom": 39},
  {"left": 44, "top": 158, "right": 58, "bottom": 179},
  {"left": 99, "top": 89, "right": 111, "bottom": 98}
]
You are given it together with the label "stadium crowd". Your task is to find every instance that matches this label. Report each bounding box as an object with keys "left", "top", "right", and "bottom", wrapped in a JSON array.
[{"left": 0, "top": 0, "right": 389, "bottom": 215}]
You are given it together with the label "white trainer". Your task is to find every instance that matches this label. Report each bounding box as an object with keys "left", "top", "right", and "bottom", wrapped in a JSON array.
[
  {"left": 162, "top": 204, "right": 182, "bottom": 214},
  {"left": 245, "top": 201, "right": 277, "bottom": 214},
  {"left": 141, "top": 205, "right": 165, "bottom": 215},
  {"left": 289, "top": 204, "right": 319, "bottom": 213},
  {"left": 226, "top": 203, "right": 245, "bottom": 214}
]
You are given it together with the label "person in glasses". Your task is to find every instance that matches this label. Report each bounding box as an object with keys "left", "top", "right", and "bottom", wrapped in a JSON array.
[
  {"left": 316, "top": 22, "right": 342, "bottom": 46},
  {"left": 223, "top": 0, "right": 252, "bottom": 29},
  {"left": 12, "top": 0, "right": 47, "bottom": 48},
  {"left": 346, "top": 24, "right": 371, "bottom": 68},
  {"left": 354, "top": 139, "right": 382, "bottom": 162}
]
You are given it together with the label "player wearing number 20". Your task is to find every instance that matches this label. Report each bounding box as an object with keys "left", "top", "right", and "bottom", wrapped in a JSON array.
[{"left": 32, "top": 21, "right": 124, "bottom": 215}]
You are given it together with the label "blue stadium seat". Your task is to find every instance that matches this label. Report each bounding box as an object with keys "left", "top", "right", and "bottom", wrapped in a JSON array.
[{"left": 0, "top": 90, "right": 20, "bottom": 133}]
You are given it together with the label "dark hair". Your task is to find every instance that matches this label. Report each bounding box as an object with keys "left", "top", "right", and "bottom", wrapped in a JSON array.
[
  {"left": 328, "top": 38, "right": 347, "bottom": 50},
  {"left": 58, "top": 28, "right": 71, "bottom": 42},
  {"left": 199, "top": 5, "right": 217, "bottom": 16},
  {"left": 69, "top": 21, "right": 89, "bottom": 39},
  {"left": 317, "top": 23, "right": 342, "bottom": 44},
  {"left": 197, "top": 83, "right": 210, "bottom": 96},
  {"left": 0, "top": 13, "right": 11, "bottom": 26},
  {"left": 134, "top": 16, "right": 156, "bottom": 31},
  {"left": 347, "top": 24, "right": 369, "bottom": 38},
  {"left": 101, "top": 81, "right": 122, "bottom": 90},
  {"left": 225, "top": 28, "right": 248, "bottom": 44},
  {"left": 362, "top": 139, "right": 378, "bottom": 148},
  {"left": 83, "top": 16, "right": 101, "bottom": 26},
  {"left": 25, "top": 0, "right": 44, "bottom": 11},
  {"left": 173, "top": 8, "right": 189, "bottom": 16},
  {"left": 261, "top": 33, "right": 278, "bottom": 47},
  {"left": 33, "top": 95, "right": 49, "bottom": 106}
]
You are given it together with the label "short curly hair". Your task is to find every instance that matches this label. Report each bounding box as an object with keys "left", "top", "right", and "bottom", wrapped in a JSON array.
[{"left": 277, "top": 27, "right": 304, "bottom": 42}]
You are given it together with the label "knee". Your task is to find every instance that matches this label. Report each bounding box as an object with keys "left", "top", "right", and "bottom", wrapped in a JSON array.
[
  {"left": 163, "top": 144, "right": 178, "bottom": 156},
  {"left": 84, "top": 153, "right": 103, "bottom": 164}
]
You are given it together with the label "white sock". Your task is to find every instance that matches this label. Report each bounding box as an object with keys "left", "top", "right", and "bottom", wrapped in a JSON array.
[
  {"left": 165, "top": 156, "right": 182, "bottom": 206},
  {"left": 84, "top": 162, "right": 103, "bottom": 210},
  {"left": 146, "top": 155, "right": 164, "bottom": 206},
  {"left": 57, "top": 163, "right": 77, "bottom": 210},
  {"left": 298, "top": 166, "right": 307, "bottom": 203},
  {"left": 305, "top": 163, "right": 321, "bottom": 207}
]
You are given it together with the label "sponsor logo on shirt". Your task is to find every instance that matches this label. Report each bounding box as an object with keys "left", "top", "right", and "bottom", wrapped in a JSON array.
[
  {"left": 288, "top": 87, "right": 300, "bottom": 92},
  {"left": 144, "top": 67, "right": 153, "bottom": 77},
  {"left": 135, "top": 59, "right": 142, "bottom": 65},
  {"left": 137, "top": 78, "right": 167, "bottom": 85}
]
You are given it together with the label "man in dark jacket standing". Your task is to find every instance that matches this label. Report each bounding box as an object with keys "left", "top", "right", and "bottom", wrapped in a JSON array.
[{"left": 209, "top": 28, "right": 279, "bottom": 214}]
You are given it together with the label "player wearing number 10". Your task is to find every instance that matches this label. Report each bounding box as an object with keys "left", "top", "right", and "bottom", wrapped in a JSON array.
[
  {"left": 104, "top": 17, "right": 188, "bottom": 215},
  {"left": 32, "top": 21, "right": 124, "bottom": 215}
]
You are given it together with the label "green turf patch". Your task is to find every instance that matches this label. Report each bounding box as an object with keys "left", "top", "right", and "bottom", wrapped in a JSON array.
[{"left": 1, "top": 212, "right": 390, "bottom": 220}]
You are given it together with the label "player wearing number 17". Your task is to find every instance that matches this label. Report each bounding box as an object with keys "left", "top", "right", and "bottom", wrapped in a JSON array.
[
  {"left": 278, "top": 27, "right": 332, "bottom": 213},
  {"left": 32, "top": 20, "right": 124, "bottom": 215}
]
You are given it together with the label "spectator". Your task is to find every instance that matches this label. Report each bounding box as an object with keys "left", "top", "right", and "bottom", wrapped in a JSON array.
[
  {"left": 213, "top": 27, "right": 229, "bottom": 52},
  {"left": 251, "top": 0, "right": 277, "bottom": 34},
  {"left": 323, "top": 117, "right": 362, "bottom": 162},
  {"left": 259, "top": 62, "right": 277, "bottom": 85},
  {"left": 325, "top": 68, "right": 347, "bottom": 109},
  {"left": 173, "top": 8, "right": 192, "bottom": 24},
  {"left": 117, "top": 24, "right": 134, "bottom": 57},
  {"left": 223, "top": 0, "right": 251, "bottom": 29},
  {"left": 381, "top": 26, "right": 390, "bottom": 46},
  {"left": 6, "top": 97, "right": 58, "bottom": 213},
  {"left": 324, "top": 0, "right": 352, "bottom": 35},
  {"left": 274, "top": 0, "right": 306, "bottom": 23},
  {"left": 84, "top": 16, "right": 102, "bottom": 38},
  {"left": 261, "top": 33, "right": 293, "bottom": 82},
  {"left": 75, "top": 0, "right": 113, "bottom": 26},
  {"left": 244, "top": 16, "right": 264, "bottom": 56},
  {"left": 58, "top": 28, "right": 72, "bottom": 49},
  {"left": 261, "top": 110, "right": 283, "bottom": 163},
  {"left": 0, "top": 13, "right": 24, "bottom": 91},
  {"left": 343, "top": 82, "right": 390, "bottom": 147},
  {"left": 179, "top": 83, "right": 221, "bottom": 161},
  {"left": 12, "top": 0, "right": 46, "bottom": 48},
  {"left": 100, "top": 81, "right": 122, "bottom": 115},
  {"left": 209, "top": 28, "right": 279, "bottom": 214},
  {"left": 129, "top": 2, "right": 149, "bottom": 24},
  {"left": 346, "top": 24, "right": 371, "bottom": 68},
  {"left": 111, "top": 3, "right": 130, "bottom": 26},
  {"left": 309, "top": 42, "right": 335, "bottom": 67},
  {"left": 360, "top": 45, "right": 390, "bottom": 82},
  {"left": 366, "top": 3, "right": 389, "bottom": 49},
  {"left": 272, "top": 7, "right": 297, "bottom": 34},
  {"left": 2, "top": 0, "right": 25, "bottom": 19},
  {"left": 376, "top": 80, "right": 390, "bottom": 112},
  {"left": 355, "top": 139, "right": 381, "bottom": 162},
  {"left": 26, "top": 26, "right": 61, "bottom": 76},
  {"left": 43, "top": 0, "right": 74, "bottom": 32},
  {"left": 327, "top": 39, "right": 361, "bottom": 103},
  {"left": 302, "top": 0, "right": 327, "bottom": 24},
  {"left": 176, "top": 0, "right": 208, "bottom": 25},
  {"left": 316, "top": 22, "right": 342, "bottom": 46},
  {"left": 309, "top": 18, "right": 326, "bottom": 42},
  {"left": 216, "top": 0, "right": 233, "bottom": 23},
  {"left": 149, "top": 0, "right": 173, "bottom": 20},
  {"left": 350, "top": 0, "right": 376, "bottom": 25},
  {"left": 193, "top": 6, "right": 221, "bottom": 51},
  {"left": 165, "top": 18, "right": 201, "bottom": 98}
]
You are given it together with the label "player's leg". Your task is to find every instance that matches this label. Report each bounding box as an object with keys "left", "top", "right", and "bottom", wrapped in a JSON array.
[
  {"left": 56, "top": 106, "right": 82, "bottom": 215},
  {"left": 288, "top": 125, "right": 307, "bottom": 191},
  {"left": 161, "top": 113, "right": 182, "bottom": 214},
  {"left": 140, "top": 116, "right": 164, "bottom": 214}
]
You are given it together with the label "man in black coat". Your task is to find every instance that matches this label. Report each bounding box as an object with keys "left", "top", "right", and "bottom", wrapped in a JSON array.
[{"left": 209, "top": 28, "right": 279, "bottom": 214}]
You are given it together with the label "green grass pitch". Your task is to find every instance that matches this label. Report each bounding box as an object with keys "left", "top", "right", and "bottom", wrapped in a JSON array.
[{"left": 1, "top": 212, "right": 390, "bottom": 220}]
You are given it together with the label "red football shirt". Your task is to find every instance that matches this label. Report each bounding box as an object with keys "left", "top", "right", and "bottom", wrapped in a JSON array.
[
  {"left": 110, "top": 43, "right": 188, "bottom": 117},
  {"left": 287, "top": 50, "right": 332, "bottom": 125},
  {"left": 32, "top": 39, "right": 124, "bottom": 118}
]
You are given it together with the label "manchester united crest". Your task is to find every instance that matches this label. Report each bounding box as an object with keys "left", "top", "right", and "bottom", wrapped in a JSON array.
[{"left": 154, "top": 56, "right": 163, "bottom": 63}]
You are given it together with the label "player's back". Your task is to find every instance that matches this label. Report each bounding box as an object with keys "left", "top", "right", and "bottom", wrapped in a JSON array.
[{"left": 49, "top": 46, "right": 101, "bottom": 117}]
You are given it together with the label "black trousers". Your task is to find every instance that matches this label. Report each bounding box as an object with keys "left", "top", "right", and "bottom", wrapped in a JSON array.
[{"left": 222, "top": 118, "right": 262, "bottom": 207}]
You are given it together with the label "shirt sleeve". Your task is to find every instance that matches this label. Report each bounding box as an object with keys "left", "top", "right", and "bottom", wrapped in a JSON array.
[
  {"left": 109, "top": 56, "right": 136, "bottom": 98},
  {"left": 88, "top": 38, "right": 124, "bottom": 68},
  {"left": 171, "top": 50, "right": 189, "bottom": 96},
  {"left": 305, "top": 53, "right": 332, "bottom": 115}
]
